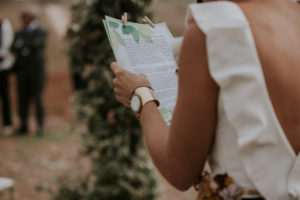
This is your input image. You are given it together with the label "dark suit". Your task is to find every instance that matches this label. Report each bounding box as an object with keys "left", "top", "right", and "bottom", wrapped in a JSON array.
[
  {"left": 12, "top": 24, "right": 47, "bottom": 133},
  {"left": 0, "top": 70, "right": 12, "bottom": 126}
]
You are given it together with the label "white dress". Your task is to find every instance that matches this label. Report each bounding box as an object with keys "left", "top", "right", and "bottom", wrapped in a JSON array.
[{"left": 186, "top": 1, "right": 300, "bottom": 200}]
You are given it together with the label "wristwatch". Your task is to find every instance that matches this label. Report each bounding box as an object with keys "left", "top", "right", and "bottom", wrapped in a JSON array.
[{"left": 130, "top": 86, "right": 159, "bottom": 115}]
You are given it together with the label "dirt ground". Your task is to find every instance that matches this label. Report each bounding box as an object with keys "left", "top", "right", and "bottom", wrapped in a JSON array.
[{"left": 0, "top": 0, "right": 197, "bottom": 200}]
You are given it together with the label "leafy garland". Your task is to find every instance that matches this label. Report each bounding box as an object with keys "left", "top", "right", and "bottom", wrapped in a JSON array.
[{"left": 51, "top": 0, "right": 158, "bottom": 199}]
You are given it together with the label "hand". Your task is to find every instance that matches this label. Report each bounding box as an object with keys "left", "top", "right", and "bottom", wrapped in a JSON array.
[{"left": 111, "top": 62, "right": 151, "bottom": 107}]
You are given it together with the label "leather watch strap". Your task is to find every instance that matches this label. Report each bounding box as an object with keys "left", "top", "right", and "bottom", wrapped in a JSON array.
[{"left": 134, "top": 87, "right": 159, "bottom": 107}]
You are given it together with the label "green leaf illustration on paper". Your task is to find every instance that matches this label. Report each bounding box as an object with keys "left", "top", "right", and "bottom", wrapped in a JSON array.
[
  {"left": 121, "top": 25, "right": 140, "bottom": 43},
  {"left": 131, "top": 27, "right": 140, "bottom": 43},
  {"left": 138, "top": 26, "right": 154, "bottom": 35},
  {"left": 111, "top": 30, "right": 119, "bottom": 50},
  {"left": 139, "top": 31, "right": 152, "bottom": 43},
  {"left": 122, "top": 25, "right": 134, "bottom": 35},
  {"left": 138, "top": 26, "right": 153, "bottom": 43},
  {"left": 108, "top": 20, "right": 119, "bottom": 29},
  {"left": 112, "top": 29, "right": 125, "bottom": 46}
]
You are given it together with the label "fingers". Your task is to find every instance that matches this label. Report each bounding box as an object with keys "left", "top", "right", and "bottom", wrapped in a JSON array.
[
  {"left": 112, "top": 78, "right": 120, "bottom": 86},
  {"left": 114, "top": 87, "right": 130, "bottom": 98},
  {"left": 116, "top": 95, "right": 130, "bottom": 107},
  {"left": 113, "top": 78, "right": 127, "bottom": 94},
  {"left": 111, "top": 62, "right": 130, "bottom": 107},
  {"left": 110, "top": 62, "right": 119, "bottom": 74},
  {"left": 111, "top": 62, "right": 136, "bottom": 78},
  {"left": 113, "top": 87, "right": 123, "bottom": 96},
  {"left": 111, "top": 62, "right": 151, "bottom": 108},
  {"left": 111, "top": 62, "right": 124, "bottom": 77}
]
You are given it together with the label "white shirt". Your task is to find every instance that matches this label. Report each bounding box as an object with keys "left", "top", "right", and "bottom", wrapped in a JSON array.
[{"left": 0, "top": 19, "right": 14, "bottom": 72}]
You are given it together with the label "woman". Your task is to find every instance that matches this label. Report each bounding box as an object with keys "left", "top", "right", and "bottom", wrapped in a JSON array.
[{"left": 111, "top": 0, "right": 300, "bottom": 199}]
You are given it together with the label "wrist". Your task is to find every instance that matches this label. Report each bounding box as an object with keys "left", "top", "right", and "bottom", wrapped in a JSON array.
[
  {"left": 130, "top": 85, "right": 152, "bottom": 99},
  {"left": 130, "top": 86, "right": 159, "bottom": 116},
  {"left": 140, "top": 101, "right": 158, "bottom": 119},
  {"left": 134, "top": 87, "right": 159, "bottom": 107}
]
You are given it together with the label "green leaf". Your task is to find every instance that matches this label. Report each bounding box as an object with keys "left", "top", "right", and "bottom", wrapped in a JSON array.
[
  {"left": 138, "top": 26, "right": 154, "bottom": 35},
  {"left": 112, "top": 30, "right": 125, "bottom": 46},
  {"left": 111, "top": 30, "right": 119, "bottom": 50},
  {"left": 131, "top": 27, "right": 140, "bottom": 43},
  {"left": 108, "top": 20, "right": 119, "bottom": 29},
  {"left": 122, "top": 25, "right": 134, "bottom": 35},
  {"left": 139, "top": 31, "right": 152, "bottom": 43}
]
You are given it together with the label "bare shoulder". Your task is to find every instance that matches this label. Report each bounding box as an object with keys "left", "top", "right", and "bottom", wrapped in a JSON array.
[
  {"left": 180, "top": 21, "right": 206, "bottom": 58},
  {"left": 178, "top": 21, "right": 210, "bottom": 86},
  {"left": 183, "top": 21, "right": 204, "bottom": 41},
  {"left": 177, "top": 20, "right": 218, "bottom": 115}
]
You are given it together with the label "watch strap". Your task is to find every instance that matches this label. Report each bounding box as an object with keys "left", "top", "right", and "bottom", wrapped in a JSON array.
[{"left": 134, "top": 87, "right": 159, "bottom": 107}]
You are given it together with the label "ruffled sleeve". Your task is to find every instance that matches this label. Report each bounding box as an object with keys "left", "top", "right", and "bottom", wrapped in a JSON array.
[{"left": 186, "top": 2, "right": 299, "bottom": 200}]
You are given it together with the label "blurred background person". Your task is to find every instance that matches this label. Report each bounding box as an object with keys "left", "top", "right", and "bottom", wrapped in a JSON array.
[
  {"left": 12, "top": 10, "right": 47, "bottom": 136},
  {"left": 0, "top": 17, "right": 14, "bottom": 136}
]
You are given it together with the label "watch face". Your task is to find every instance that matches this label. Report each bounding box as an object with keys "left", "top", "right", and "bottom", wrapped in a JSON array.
[{"left": 130, "top": 95, "right": 141, "bottom": 113}]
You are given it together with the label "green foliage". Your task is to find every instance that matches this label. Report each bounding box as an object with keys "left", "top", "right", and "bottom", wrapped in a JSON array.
[{"left": 51, "top": 0, "right": 158, "bottom": 200}]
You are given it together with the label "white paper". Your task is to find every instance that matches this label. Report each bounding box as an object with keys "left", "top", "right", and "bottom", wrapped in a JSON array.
[{"left": 104, "top": 16, "right": 178, "bottom": 126}]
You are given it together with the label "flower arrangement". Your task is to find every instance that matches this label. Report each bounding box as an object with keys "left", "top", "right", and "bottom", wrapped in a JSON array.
[{"left": 195, "top": 173, "right": 243, "bottom": 200}]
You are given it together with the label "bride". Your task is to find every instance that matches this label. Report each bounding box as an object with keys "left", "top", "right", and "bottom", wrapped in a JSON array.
[{"left": 111, "top": 0, "right": 300, "bottom": 199}]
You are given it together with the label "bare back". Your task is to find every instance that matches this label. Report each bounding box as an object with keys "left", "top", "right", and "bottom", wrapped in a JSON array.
[{"left": 238, "top": 0, "right": 300, "bottom": 154}]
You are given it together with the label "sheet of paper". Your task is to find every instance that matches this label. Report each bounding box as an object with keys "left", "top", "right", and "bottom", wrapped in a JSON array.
[{"left": 104, "top": 16, "right": 178, "bottom": 126}]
